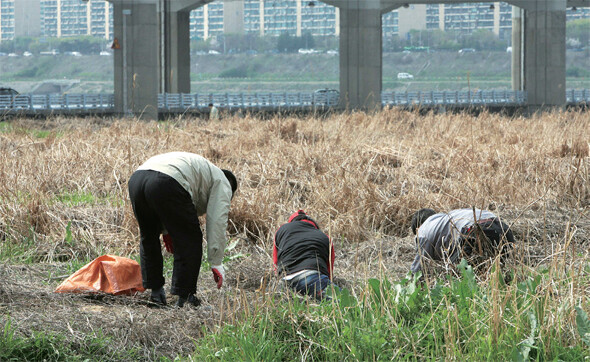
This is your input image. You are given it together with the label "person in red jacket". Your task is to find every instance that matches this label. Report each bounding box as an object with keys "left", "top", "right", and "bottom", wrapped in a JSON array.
[{"left": 273, "top": 210, "right": 337, "bottom": 301}]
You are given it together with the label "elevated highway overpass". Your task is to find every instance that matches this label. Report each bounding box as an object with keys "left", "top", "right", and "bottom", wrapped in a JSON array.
[{"left": 104, "top": 0, "right": 589, "bottom": 119}]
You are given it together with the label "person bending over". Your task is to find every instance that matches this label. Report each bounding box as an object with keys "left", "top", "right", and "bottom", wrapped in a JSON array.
[
  {"left": 128, "top": 152, "right": 237, "bottom": 308},
  {"left": 410, "top": 207, "right": 514, "bottom": 274}
]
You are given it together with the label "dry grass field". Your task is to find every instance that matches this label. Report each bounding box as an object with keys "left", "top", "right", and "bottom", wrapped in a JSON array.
[{"left": 0, "top": 108, "right": 589, "bottom": 359}]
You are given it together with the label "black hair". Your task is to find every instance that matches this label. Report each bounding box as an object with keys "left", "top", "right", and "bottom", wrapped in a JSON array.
[
  {"left": 208, "top": 103, "right": 214, "bottom": 107},
  {"left": 480, "top": 218, "right": 515, "bottom": 247},
  {"left": 291, "top": 213, "right": 319, "bottom": 229},
  {"left": 411, "top": 208, "right": 437, "bottom": 235},
  {"left": 222, "top": 169, "right": 238, "bottom": 198},
  {"left": 462, "top": 218, "right": 515, "bottom": 261}
]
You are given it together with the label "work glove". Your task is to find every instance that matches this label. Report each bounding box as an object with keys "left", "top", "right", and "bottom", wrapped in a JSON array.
[
  {"left": 162, "top": 232, "right": 173, "bottom": 253},
  {"left": 211, "top": 265, "right": 225, "bottom": 289}
]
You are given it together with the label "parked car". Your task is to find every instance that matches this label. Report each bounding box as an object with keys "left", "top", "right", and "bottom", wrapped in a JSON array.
[
  {"left": 313, "top": 88, "right": 339, "bottom": 107},
  {"left": 0, "top": 87, "right": 29, "bottom": 110},
  {"left": 23, "top": 51, "right": 33, "bottom": 57},
  {"left": 0, "top": 87, "right": 19, "bottom": 97},
  {"left": 100, "top": 51, "right": 112, "bottom": 56},
  {"left": 298, "top": 48, "right": 319, "bottom": 54},
  {"left": 397, "top": 72, "right": 414, "bottom": 80},
  {"left": 458, "top": 48, "right": 476, "bottom": 54},
  {"left": 40, "top": 49, "right": 59, "bottom": 56}
]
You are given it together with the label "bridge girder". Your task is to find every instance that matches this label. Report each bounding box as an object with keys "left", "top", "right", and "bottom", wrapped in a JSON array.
[
  {"left": 101, "top": 0, "right": 576, "bottom": 117},
  {"left": 320, "top": 0, "right": 586, "bottom": 12}
]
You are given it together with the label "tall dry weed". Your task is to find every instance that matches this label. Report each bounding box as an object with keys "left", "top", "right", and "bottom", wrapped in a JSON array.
[{"left": 0, "top": 109, "right": 588, "bottom": 258}]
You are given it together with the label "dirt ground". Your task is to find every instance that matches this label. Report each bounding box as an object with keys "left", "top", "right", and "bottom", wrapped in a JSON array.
[{"left": 1, "top": 204, "right": 588, "bottom": 359}]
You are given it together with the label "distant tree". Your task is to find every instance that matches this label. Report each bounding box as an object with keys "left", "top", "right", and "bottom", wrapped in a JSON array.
[
  {"left": 219, "top": 64, "right": 250, "bottom": 78},
  {"left": 407, "top": 29, "right": 426, "bottom": 47},
  {"left": 383, "top": 34, "right": 403, "bottom": 52},
  {"left": 191, "top": 38, "right": 211, "bottom": 52},
  {"left": 397, "top": 29, "right": 460, "bottom": 51},
  {"left": 320, "top": 36, "right": 338, "bottom": 51},
  {"left": 276, "top": 32, "right": 293, "bottom": 53},
  {"left": 301, "top": 32, "right": 315, "bottom": 49},
  {"left": 0, "top": 37, "right": 35, "bottom": 53},
  {"left": 426, "top": 29, "right": 458, "bottom": 50},
  {"left": 567, "top": 19, "right": 590, "bottom": 47},
  {"left": 276, "top": 32, "right": 314, "bottom": 53},
  {"left": 0, "top": 35, "right": 107, "bottom": 55},
  {"left": 0, "top": 40, "right": 13, "bottom": 53},
  {"left": 33, "top": 36, "right": 105, "bottom": 54},
  {"left": 460, "top": 29, "right": 505, "bottom": 51}
]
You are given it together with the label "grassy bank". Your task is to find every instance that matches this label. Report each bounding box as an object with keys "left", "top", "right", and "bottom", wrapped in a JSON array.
[
  {"left": 1, "top": 50, "right": 588, "bottom": 93},
  {"left": 194, "top": 261, "right": 590, "bottom": 360},
  {"left": 0, "top": 109, "right": 589, "bottom": 359}
]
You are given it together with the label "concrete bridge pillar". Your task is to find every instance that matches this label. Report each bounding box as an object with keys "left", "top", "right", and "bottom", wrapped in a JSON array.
[
  {"left": 107, "top": 0, "right": 207, "bottom": 120},
  {"left": 164, "top": 1, "right": 209, "bottom": 93},
  {"left": 338, "top": 7, "right": 382, "bottom": 110},
  {"left": 511, "top": 0, "right": 567, "bottom": 107},
  {"left": 324, "top": 0, "right": 393, "bottom": 110},
  {"left": 163, "top": 9, "right": 192, "bottom": 94},
  {"left": 511, "top": 6, "right": 523, "bottom": 91},
  {"left": 110, "top": 1, "right": 159, "bottom": 120}
]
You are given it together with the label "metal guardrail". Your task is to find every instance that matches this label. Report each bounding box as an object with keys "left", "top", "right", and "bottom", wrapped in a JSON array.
[
  {"left": 381, "top": 90, "right": 528, "bottom": 106},
  {"left": 1, "top": 89, "right": 588, "bottom": 114},
  {"left": 566, "top": 89, "right": 590, "bottom": 103},
  {"left": 158, "top": 91, "right": 340, "bottom": 110},
  {"left": 0, "top": 93, "right": 114, "bottom": 111}
]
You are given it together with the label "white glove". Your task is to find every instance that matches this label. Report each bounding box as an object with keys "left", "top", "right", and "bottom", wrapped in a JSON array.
[{"left": 211, "top": 265, "right": 225, "bottom": 289}]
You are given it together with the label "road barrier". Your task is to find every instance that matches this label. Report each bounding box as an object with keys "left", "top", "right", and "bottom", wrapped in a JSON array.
[{"left": 1, "top": 89, "right": 588, "bottom": 115}]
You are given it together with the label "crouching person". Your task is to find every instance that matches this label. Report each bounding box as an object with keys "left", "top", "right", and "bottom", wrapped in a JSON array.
[
  {"left": 273, "top": 210, "right": 338, "bottom": 301},
  {"left": 410, "top": 207, "right": 515, "bottom": 275}
]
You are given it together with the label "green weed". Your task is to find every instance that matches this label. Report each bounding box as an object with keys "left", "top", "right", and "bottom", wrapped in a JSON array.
[
  {"left": 200, "top": 238, "right": 248, "bottom": 271},
  {"left": 55, "top": 191, "right": 122, "bottom": 207},
  {"left": 191, "top": 260, "right": 590, "bottom": 360},
  {"left": 32, "top": 129, "right": 52, "bottom": 139},
  {"left": 56, "top": 191, "right": 96, "bottom": 206},
  {"left": 0, "top": 122, "right": 12, "bottom": 133},
  {"left": 1, "top": 320, "right": 139, "bottom": 361},
  {"left": 0, "top": 228, "right": 39, "bottom": 263}
]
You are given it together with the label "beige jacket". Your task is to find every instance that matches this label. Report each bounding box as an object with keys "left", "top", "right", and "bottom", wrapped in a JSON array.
[{"left": 137, "top": 152, "right": 232, "bottom": 266}]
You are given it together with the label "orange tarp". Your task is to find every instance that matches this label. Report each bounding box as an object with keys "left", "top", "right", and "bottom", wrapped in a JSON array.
[{"left": 55, "top": 255, "right": 145, "bottom": 295}]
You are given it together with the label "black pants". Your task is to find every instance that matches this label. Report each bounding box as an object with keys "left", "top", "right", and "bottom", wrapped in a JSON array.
[{"left": 128, "top": 170, "right": 203, "bottom": 297}]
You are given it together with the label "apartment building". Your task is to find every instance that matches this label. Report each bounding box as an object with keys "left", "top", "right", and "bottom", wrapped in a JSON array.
[
  {"left": 425, "top": 3, "right": 588, "bottom": 40},
  {"left": 193, "top": 0, "right": 339, "bottom": 39},
  {"left": 0, "top": 0, "right": 14, "bottom": 42},
  {"left": 40, "top": 0, "right": 111, "bottom": 39},
  {"left": 0, "top": 0, "right": 587, "bottom": 43},
  {"left": 1, "top": 0, "right": 41, "bottom": 42},
  {"left": 567, "top": 6, "right": 590, "bottom": 21},
  {"left": 425, "top": 2, "right": 513, "bottom": 39}
]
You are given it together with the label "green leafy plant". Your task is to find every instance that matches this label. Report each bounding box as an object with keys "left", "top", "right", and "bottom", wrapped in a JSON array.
[
  {"left": 1, "top": 319, "right": 139, "bottom": 361},
  {"left": 576, "top": 306, "right": 590, "bottom": 347},
  {"left": 64, "top": 221, "right": 74, "bottom": 245},
  {"left": 201, "top": 238, "right": 248, "bottom": 270}
]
